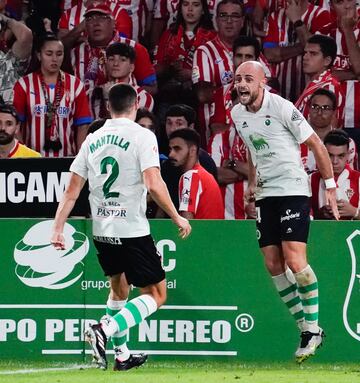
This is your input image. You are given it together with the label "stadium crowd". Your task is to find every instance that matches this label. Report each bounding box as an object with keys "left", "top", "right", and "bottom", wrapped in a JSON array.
[{"left": 0, "top": 0, "right": 360, "bottom": 220}]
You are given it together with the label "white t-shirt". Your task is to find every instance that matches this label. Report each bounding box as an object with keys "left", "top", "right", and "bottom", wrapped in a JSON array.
[
  {"left": 70, "top": 117, "right": 160, "bottom": 238},
  {"left": 231, "top": 90, "right": 314, "bottom": 199}
]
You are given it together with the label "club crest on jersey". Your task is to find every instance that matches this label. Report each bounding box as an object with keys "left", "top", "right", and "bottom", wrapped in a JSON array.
[
  {"left": 65, "top": 90, "right": 71, "bottom": 104},
  {"left": 221, "top": 71, "right": 233, "bottom": 85},
  {"left": 33, "top": 104, "right": 46, "bottom": 116},
  {"left": 291, "top": 109, "right": 303, "bottom": 122},
  {"left": 346, "top": 188, "right": 354, "bottom": 200}
]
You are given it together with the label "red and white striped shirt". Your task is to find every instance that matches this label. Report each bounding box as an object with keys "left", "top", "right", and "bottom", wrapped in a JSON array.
[
  {"left": 310, "top": 165, "right": 360, "bottom": 218},
  {"left": 178, "top": 163, "right": 224, "bottom": 219},
  {"left": 295, "top": 69, "right": 345, "bottom": 127},
  {"left": 113, "top": 0, "right": 153, "bottom": 41},
  {"left": 192, "top": 35, "right": 234, "bottom": 142},
  {"left": 328, "top": 11, "right": 360, "bottom": 129},
  {"left": 208, "top": 126, "right": 248, "bottom": 219},
  {"left": 263, "top": 4, "right": 331, "bottom": 102},
  {"left": 13, "top": 71, "right": 92, "bottom": 157},
  {"left": 58, "top": 2, "right": 133, "bottom": 40},
  {"left": 71, "top": 35, "right": 156, "bottom": 98},
  {"left": 301, "top": 137, "right": 358, "bottom": 173}
]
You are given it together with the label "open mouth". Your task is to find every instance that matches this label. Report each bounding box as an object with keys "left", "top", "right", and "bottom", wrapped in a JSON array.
[{"left": 238, "top": 90, "right": 250, "bottom": 97}]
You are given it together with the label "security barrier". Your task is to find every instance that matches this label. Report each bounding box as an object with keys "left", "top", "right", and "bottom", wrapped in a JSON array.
[{"left": 1, "top": 218, "right": 359, "bottom": 362}]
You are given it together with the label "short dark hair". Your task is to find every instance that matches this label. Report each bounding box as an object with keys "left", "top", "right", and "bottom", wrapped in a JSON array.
[
  {"left": 136, "top": 108, "right": 158, "bottom": 130},
  {"left": 108, "top": 83, "right": 137, "bottom": 114},
  {"left": 216, "top": 0, "right": 243, "bottom": 15},
  {"left": 165, "top": 104, "right": 196, "bottom": 126},
  {"left": 87, "top": 118, "right": 106, "bottom": 134},
  {"left": 0, "top": 103, "right": 19, "bottom": 123},
  {"left": 106, "top": 42, "right": 136, "bottom": 63},
  {"left": 168, "top": 128, "right": 200, "bottom": 154},
  {"left": 309, "top": 88, "right": 337, "bottom": 110},
  {"left": 324, "top": 129, "right": 350, "bottom": 149},
  {"left": 233, "top": 35, "right": 260, "bottom": 60},
  {"left": 307, "top": 34, "right": 337, "bottom": 68}
]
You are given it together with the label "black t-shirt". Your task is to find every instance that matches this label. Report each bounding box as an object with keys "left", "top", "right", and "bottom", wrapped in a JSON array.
[{"left": 161, "top": 149, "right": 218, "bottom": 210}]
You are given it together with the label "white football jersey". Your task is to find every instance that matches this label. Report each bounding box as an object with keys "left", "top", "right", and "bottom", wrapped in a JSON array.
[
  {"left": 70, "top": 117, "right": 159, "bottom": 238},
  {"left": 231, "top": 90, "right": 314, "bottom": 199}
]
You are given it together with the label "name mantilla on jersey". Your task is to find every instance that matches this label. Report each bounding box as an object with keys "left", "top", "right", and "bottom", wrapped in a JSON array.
[{"left": 89, "top": 134, "right": 130, "bottom": 154}]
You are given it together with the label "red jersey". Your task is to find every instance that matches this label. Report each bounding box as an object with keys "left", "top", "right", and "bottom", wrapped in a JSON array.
[
  {"left": 178, "top": 163, "right": 224, "bottom": 219},
  {"left": 192, "top": 35, "right": 234, "bottom": 142},
  {"left": 328, "top": 10, "right": 360, "bottom": 129},
  {"left": 71, "top": 35, "right": 156, "bottom": 97},
  {"left": 208, "top": 126, "right": 248, "bottom": 219},
  {"left": 301, "top": 137, "right": 358, "bottom": 173},
  {"left": 295, "top": 69, "right": 345, "bottom": 127},
  {"left": 13, "top": 71, "right": 92, "bottom": 157},
  {"left": 58, "top": 2, "right": 133, "bottom": 39},
  {"left": 154, "top": 26, "right": 216, "bottom": 69},
  {"left": 263, "top": 4, "right": 331, "bottom": 101},
  {"left": 311, "top": 165, "right": 360, "bottom": 218}
]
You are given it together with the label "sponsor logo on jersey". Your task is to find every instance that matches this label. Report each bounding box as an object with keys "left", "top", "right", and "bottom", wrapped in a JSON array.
[
  {"left": 241, "top": 121, "right": 248, "bottom": 129},
  {"left": 249, "top": 134, "right": 269, "bottom": 151},
  {"left": 280, "top": 209, "right": 300, "bottom": 223}
]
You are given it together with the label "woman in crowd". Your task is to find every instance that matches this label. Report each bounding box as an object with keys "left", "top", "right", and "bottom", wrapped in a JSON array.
[
  {"left": 13, "top": 33, "right": 92, "bottom": 157},
  {"left": 154, "top": 0, "right": 215, "bottom": 106}
]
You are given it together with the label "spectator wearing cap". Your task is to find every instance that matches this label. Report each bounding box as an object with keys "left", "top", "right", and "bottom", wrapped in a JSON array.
[
  {"left": 69, "top": 3, "right": 157, "bottom": 101},
  {"left": 0, "top": 3, "right": 33, "bottom": 102},
  {"left": 60, "top": 0, "right": 153, "bottom": 43},
  {"left": 310, "top": 129, "right": 360, "bottom": 220},
  {"left": 91, "top": 42, "right": 154, "bottom": 119},
  {"left": 0, "top": 102, "right": 41, "bottom": 158},
  {"left": 58, "top": 0, "right": 132, "bottom": 43}
]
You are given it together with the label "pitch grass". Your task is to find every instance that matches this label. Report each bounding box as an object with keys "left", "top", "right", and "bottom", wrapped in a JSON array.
[{"left": 1, "top": 361, "right": 360, "bottom": 383}]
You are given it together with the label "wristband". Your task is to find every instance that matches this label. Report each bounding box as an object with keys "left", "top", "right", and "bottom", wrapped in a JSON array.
[{"left": 324, "top": 178, "right": 336, "bottom": 189}]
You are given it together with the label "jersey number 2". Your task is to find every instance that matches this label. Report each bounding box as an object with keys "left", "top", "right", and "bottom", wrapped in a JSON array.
[{"left": 100, "top": 156, "right": 120, "bottom": 199}]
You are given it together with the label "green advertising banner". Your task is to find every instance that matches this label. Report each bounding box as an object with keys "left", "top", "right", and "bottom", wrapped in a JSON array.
[{"left": 0, "top": 219, "right": 359, "bottom": 363}]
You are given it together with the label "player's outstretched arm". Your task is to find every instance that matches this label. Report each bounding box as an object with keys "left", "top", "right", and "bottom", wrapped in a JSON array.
[
  {"left": 143, "top": 167, "right": 192, "bottom": 239},
  {"left": 51, "top": 172, "right": 86, "bottom": 249},
  {"left": 304, "top": 133, "right": 340, "bottom": 220}
]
